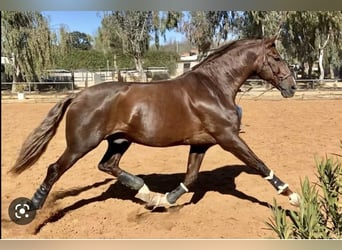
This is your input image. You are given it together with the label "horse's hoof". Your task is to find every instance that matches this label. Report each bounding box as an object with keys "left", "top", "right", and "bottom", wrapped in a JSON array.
[{"left": 289, "top": 193, "right": 300, "bottom": 207}]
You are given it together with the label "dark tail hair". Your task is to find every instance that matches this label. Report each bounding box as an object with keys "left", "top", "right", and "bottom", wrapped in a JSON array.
[{"left": 10, "top": 94, "right": 75, "bottom": 175}]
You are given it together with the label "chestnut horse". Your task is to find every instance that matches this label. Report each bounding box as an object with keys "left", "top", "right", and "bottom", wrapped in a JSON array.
[{"left": 11, "top": 36, "right": 300, "bottom": 212}]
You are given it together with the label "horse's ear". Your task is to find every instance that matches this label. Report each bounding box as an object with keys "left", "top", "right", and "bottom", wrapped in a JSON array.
[{"left": 265, "top": 35, "right": 278, "bottom": 48}]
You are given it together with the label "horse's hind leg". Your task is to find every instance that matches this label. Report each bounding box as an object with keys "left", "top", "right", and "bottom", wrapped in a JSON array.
[
  {"left": 31, "top": 121, "right": 105, "bottom": 210},
  {"left": 97, "top": 138, "right": 151, "bottom": 202},
  {"left": 31, "top": 148, "right": 88, "bottom": 210},
  {"left": 147, "top": 145, "right": 209, "bottom": 208}
]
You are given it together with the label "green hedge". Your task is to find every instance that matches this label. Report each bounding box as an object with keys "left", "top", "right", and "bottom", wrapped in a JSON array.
[{"left": 54, "top": 49, "right": 179, "bottom": 74}]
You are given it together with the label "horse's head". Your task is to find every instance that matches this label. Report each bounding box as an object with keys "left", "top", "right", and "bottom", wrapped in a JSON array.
[{"left": 256, "top": 36, "right": 297, "bottom": 98}]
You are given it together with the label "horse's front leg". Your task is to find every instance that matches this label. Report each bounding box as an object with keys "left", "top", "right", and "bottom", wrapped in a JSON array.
[
  {"left": 216, "top": 132, "right": 300, "bottom": 206},
  {"left": 146, "top": 145, "right": 209, "bottom": 209}
]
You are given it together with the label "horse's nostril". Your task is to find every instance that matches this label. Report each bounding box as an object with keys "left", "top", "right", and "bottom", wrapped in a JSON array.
[{"left": 291, "top": 85, "right": 297, "bottom": 90}]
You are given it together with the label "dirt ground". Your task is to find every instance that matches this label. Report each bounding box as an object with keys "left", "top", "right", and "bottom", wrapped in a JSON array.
[{"left": 1, "top": 95, "right": 342, "bottom": 239}]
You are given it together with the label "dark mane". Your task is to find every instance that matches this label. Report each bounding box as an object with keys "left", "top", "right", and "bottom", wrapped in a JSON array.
[{"left": 191, "top": 38, "right": 260, "bottom": 71}]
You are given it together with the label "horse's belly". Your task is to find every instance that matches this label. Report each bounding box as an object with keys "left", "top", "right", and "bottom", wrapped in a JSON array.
[{"left": 127, "top": 126, "right": 216, "bottom": 147}]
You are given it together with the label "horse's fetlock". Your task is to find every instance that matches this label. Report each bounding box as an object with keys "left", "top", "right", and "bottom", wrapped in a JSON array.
[
  {"left": 31, "top": 185, "right": 49, "bottom": 209},
  {"left": 166, "top": 183, "right": 188, "bottom": 204}
]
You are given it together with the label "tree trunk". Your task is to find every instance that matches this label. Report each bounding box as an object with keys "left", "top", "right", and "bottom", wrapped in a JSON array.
[
  {"left": 308, "top": 61, "right": 313, "bottom": 79},
  {"left": 329, "top": 64, "right": 335, "bottom": 79},
  {"left": 318, "top": 47, "right": 325, "bottom": 81},
  {"left": 318, "top": 35, "right": 330, "bottom": 83},
  {"left": 11, "top": 56, "right": 23, "bottom": 93},
  {"left": 300, "top": 62, "right": 306, "bottom": 78},
  {"left": 113, "top": 54, "right": 118, "bottom": 81},
  {"left": 85, "top": 71, "right": 88, "bottom": 88},
  {"left": 134, "top": 57, "right": 146, "bottom": 82}
]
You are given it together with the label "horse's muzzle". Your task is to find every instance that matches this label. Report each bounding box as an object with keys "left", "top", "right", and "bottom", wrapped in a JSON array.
[{"left": 279, "top": 80, "right": 297, "bottom": 98}]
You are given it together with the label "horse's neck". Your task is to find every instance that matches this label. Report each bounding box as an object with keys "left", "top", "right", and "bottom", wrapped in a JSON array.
[{"left": 196, "top": 54, "right": 255, "bottom": 98}]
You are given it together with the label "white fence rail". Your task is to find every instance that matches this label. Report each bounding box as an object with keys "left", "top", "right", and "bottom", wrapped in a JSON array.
[
  {"left": 1, "top": 81, "right": 75, "bottom": 93},
  {"left": 2, "top": 78, "right": 342, "bottom": 92}
]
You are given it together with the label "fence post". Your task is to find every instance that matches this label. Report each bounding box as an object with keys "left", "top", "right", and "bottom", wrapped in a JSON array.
[{"left": 85, "top": 71, "right": 88, "bottom": 88}]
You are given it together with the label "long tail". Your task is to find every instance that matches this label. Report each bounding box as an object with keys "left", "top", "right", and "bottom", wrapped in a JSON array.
[{"left": 10, "top": 94, "right": 76, "bottom": 175}]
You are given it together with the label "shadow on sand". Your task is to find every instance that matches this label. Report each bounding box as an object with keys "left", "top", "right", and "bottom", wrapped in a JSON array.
[{"left": 34, "top": 165, "right": 272, "bottom": 234}]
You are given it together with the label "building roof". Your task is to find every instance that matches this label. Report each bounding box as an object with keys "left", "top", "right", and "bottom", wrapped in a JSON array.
[{"left": 179, "top": 54, "right": 199, "bottom": 62}]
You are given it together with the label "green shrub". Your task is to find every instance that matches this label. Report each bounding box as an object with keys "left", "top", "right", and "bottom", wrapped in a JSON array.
[
  {"left": 266, "top": 145, "right": 342, "bottom": 239},
  {"left": 144, "top": 50, "right": 179, "bottom": 75}
]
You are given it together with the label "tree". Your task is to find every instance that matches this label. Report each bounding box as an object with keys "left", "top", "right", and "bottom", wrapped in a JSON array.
[
  {"left": 239, "top": 11, "right": 342, "bottom": 80},
  {"left": 1, "top": 11, "right": 53, "bottom": 83},
  {"left": 94, "top": 16, "right": 123, "bottom": 53},
  {"left": 150, "top": 11, "right": 183, "bottom": 50},
  {"left": 315, "top": 12, "right": 342, "bottom": 80},
  {"left": 95, "top": 11, "right": 183, "bottom": 79},
  {"left": 181, "top": 11, "right": 237, "bottom": 57},
  {"left": 281, "top": 11, "right": 342, "bottom": 79},
  {"left": 68, "top": 31, "right": 92, "bottom": 50},
  {"left": 100, "top": 11, "right": 153, "bottom": 81},
  {"left": 240, "top": 11, "right": 287, "bottom": 39},
  {"left": 206, "top": 11, "right": 238, "bottom": 47}
]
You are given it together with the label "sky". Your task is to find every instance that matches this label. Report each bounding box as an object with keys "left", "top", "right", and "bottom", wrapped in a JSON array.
[
  {"left": 42, "top": 11, "right": 103, "bottom": 36},
  {"left": 42, "top": 11, "right": 185, "bottom": 44}
]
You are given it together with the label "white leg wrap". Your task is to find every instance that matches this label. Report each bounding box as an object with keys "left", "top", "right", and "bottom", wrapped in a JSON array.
[
  {"left": 135, "top": 184, "right": 151, "bottom": 203},
  {"left": 277, "top": 183, "right": 289, "bottom": 194},
  {"left": 180, "top": 182, "right": 189, "bottom": 192},
  {"left": 149, "top": 193, "right": 174, "bottom": 209},
  {"left": 264, "top": 170, "right": 274, "bottom": 180}
]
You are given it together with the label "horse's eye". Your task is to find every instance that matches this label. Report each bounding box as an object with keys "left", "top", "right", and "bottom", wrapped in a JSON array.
[{"left": 274, "top": 57, "right": 281, "bottom": 61}]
